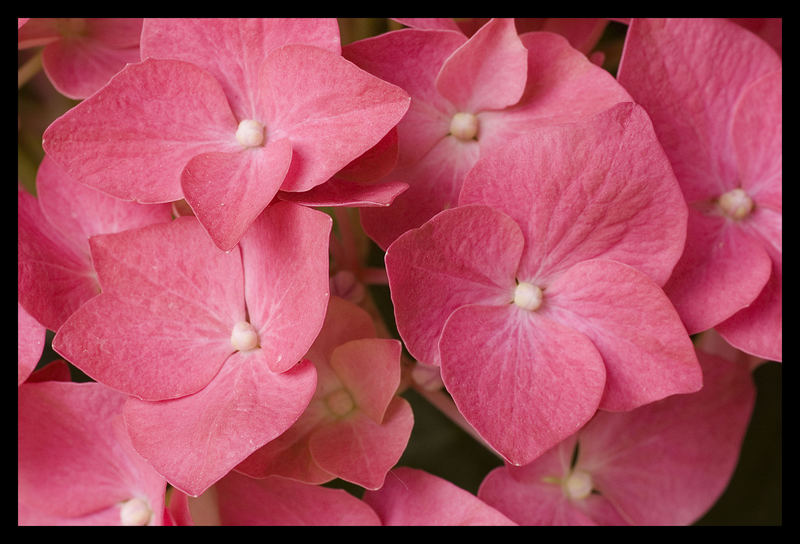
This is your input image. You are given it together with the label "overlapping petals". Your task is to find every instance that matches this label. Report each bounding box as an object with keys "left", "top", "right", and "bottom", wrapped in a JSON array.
[
  {"left": 18, "top": 18, "right": 143, "bottom": 99},
  {"left": 43, "top": 18, "right": 410, "bottom": 251},
  {"left": 52, "top": 202, "right": 332, "bottom": 495},
  {"left": 237, "top": 297, "right": 413, "bottom": 490},
  {"left": 18, "top": 380, "right": 167, "bottom": 526},
  {"left": 478, "top": 349, "right": 756, "bottom": 525},
  {"left": 386, "top": 103, "right": 701, "bottom": 465},
  {"left": 346, "top": 17, "right": 632, "bottom": 249},
  {"left": 617, "top": 18, "right": 782, "bottom": 360}
]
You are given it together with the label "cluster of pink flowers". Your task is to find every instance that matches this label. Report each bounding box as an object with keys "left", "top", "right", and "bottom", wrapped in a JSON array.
[{"left": 18, "top": 18, "right": 781, "bottom": 526}]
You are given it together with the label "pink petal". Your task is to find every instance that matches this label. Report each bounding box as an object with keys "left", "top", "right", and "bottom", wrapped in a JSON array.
[
  {"left": 215, "top": 471, "right": 381, "bottom": 526},
  {"left": 83, "top": 18, "right": 143, "bottom": 48},
  {"left": 181, "top": 138, "right": 293, "bottom": 251},
  {"left": 361, "top": 134, "right": 480, "bottom": 250},
  {"left": 42, "top": 34, "right": 140, "bottom": 99},
  {"left": 385, "top": 205, "right": 524, "bottom": 367},
  {"left": 141, "top": 18, "right": 341, "bottom": 120},
  {"left": 716, "top": 258, "right": 782, "bottom": 362},
  {"left": 392, "top": 18, "right": 463, "bottom": 32},
  {"left": 576, "top": 350, "right": 756, "bottom": 525},
  {"left": 363, "top": 467, "right": 516, "bottom": 526},
  {"left": 17, "top": 17, "right": 60, "bottom": 48},
  {"left": 731, "top": 70, "right": 782, "bottom": 199},
  {"left": 544, "top": 259, "right": 702, "bottom": 411},
  {"left": 18, "top": 187, "right": 99, "bottom": 332},
  {"left": 278, "top": 177, "right": 408, "bottom": 208},
  {"left": 730, "top": 18, "right": 782, "bottom": 57},
  {"left": 18, "top": 381, "right": 166, "bottom": 524},
  {"left": 435, "top": 18, "right": 528, "bottom": 112},
  {"left": 616, "top": 18, "right": 781, "bottom": 202},
  {"left": 532, "top": 18, "right": 610, "bottom": 54},
  {"left": 53, "top": 217, "right": 245, "bottom": 400},
  {"left": 461, "top": 102, "right": 687, "bottom": 287},
  {"left": 36, "top": 155, "right": 173, "bottom": 259},
  {"left": 476, "top": 31, "right": 632, "bottom": 156},
  {"left": 343, "top": 28, "right": 467, "bottom": 167},
  {"left": 663, "top": 211, "right": 773, "bottom": 334},
  {"left": 440, "top": 304, "right": 606, "bottom": 466},
  {"left": 309, "top": 397, "right": 414, "bottom": 489},
  {"left": 18, "top": 302, "right": 45, "bottom": 386},
  {"left": 42, "top": 58, "right": 239, "bottom": 203},
  {"left": 123, "top": 353, "right": 317, "bottom": 497},
  {"left": 240, "top": 202, "right": 332, "bottom": 374},
  {"left": 329, "top": 338, "right": 403, "bottom": 424},
  {"left": 335, "top": 127, "right": 399, "bottom": 184},
  {"left": 258, "top": 44, "right": 410, "bottom": 193},
  {"left": 27, "top": 359, "right": 72, "bottom": 383}
]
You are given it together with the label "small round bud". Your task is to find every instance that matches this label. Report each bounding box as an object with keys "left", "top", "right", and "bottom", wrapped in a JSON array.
[
  {"left": 325, "top": 388, "right": 355, "bottom": 417},
  {"left": 513, "top": 282, "right": 543, "bottom": 311},
  {"left": 235, "top": 119, "right": 265, "bottom": 148},
  {"left": 564, "top": 470, "right": 593, "bottom": 500},
  {"left": 449, "top": 112, "right": 479, "bottom": 141},
  {"left": 119, "top": 497, "right": 152, "bottom": 526},
  {"left": 231, "top": 321, "right": 259, "bottom": 352},
  {"left": 718, "top": 188, "right": 754, "bottom": 220}
]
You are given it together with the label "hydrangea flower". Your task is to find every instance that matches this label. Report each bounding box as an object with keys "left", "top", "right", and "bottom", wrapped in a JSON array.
[
  {"left": 477, "top": 348, "right": 756, "bottom": 525},
  {"left": 616, "top": 18, "right": 782, "bottom": 361},
  {"left": 52, "top": 202, "right": 332, "bottom": 496},
  {"left": 18, "top": 303, "right": 45, "bottom": 386},
  {"left": 362, "top": 467, "right": 516, "bottom": 525},
  {"left": 385, "top": 103, "right": 702, "bottom": 466},
  {"left": 236, "top": 296, "right": 414, "bottom": 490},
  {"left": 18, "top": 18, "right": 143, "bottom": 99},
  {"left": 42, "top": 18, "right": 410, "bottom": 250},
  {"left": 18, "top": 156, "right": 172, "bottom": 333},
  {"left": 19, "top": 379, "right": 168, "bottom": 526},
  {"left": 344, "top": 17, "right": 632, "bottom": 249}
]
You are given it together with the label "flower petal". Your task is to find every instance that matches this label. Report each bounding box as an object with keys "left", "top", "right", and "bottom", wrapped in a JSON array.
[
  {"left": 278, "top": 177, "right": 407, "bottom": 209},
  {"left": 435, "top": 18, "right": 528, "bottom": 112},
  {"left": 440, "top": 304, "right": 606, "bottom": 466},
  {"left": 42, "top": 58, "right": 239, "bottom": 203},
  {"left": 123, "top": 353, "right": 317, "bottom": 497},
  {"left": 385, "top": 205, "right": 523, "bottom": 367},
  {"left": 544, "top": 259, "right": 702, "bottom": 411}
]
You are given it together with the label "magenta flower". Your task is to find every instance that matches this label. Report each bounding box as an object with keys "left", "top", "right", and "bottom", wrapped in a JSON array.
[
  {"left": 52, "top": 202, "right": 332, "bottom": 496},
  {"left": 362, "top": 467, "right": 516, "bottom": 526},
  {"left": 477, "top": 348, "right": 756, "bottom": 525},
  {"left": 617, "top": 18, "right": 782, "bottom": 361},
  {"left": 18, "top": 18, "right": 143, "bottom": 99},
  {"left": 343, "top": 17, "right": 632, "bottom": 249},
  {"left": 42, "top": 18, "right": 410, "bottom": 251},
  {"left": 385, "top": 103, "right": 702, "bottom": 466},
  {"left": 19, "top": 380, "right": 168, "bottom": 526},
  {"left": 18, "top": 156, "right": 172, "bottom": 333},
  {"left": 237, "top": 296, "right": 414, "bottom": 490}
]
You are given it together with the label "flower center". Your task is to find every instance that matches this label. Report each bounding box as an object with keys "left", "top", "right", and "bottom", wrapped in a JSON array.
[
  {"left": 325, "top": 388, "right": 355, "bottom": 417},
  {"left": 230, "top": 321, "right": 259, "bottom": 352},
  {"left": 235, "top": 119, "right": 265, "bottom": 148},
  {"left": 449, "top": 112, "right": 479, "bottom": 141},
  {"left": 119, "top": 497, "right": 152, "bottom": 526},
  {"left": 718, "top": 188, "right": 754, "bottom": 220},
  {"left": 563, "top": 470, "right": 593, "bottom": 501},
  {"left": 513, "top": 282, "right": 543, "bottom": 311}
]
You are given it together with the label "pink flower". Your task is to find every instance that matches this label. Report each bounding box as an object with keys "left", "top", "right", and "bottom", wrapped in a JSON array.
[
  {"left": 617, "top": 18, "right": 782, "bottom": 361},
  {"left": 18, "top": 156, "right": 172, "bottom": 333},
  {"left": 477, "top": 348, "right": 756, "bottom": 525},
  {"left": 362, "top": 467, "right": 516, "bottom": 525},
  {"left": 344, "top": 17, "right": 632, "bottom": 249},
  {"left": 18, "top": 380, "right": 168, "bottom": 526},
  {"left": 236, "top": 296, "right": 414, "bottom": 490},
  {"left": 18, "top": 18, "right": 143, "bottom": 99},
  {"left": 385, "top": 103, "right": 702, "bottom": 466},
  {"left": 52, "top": 202, "right": 332, "bottom": 496},
  {"left": 42, "top": 18, "right": 410, "bottom": 251}
]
